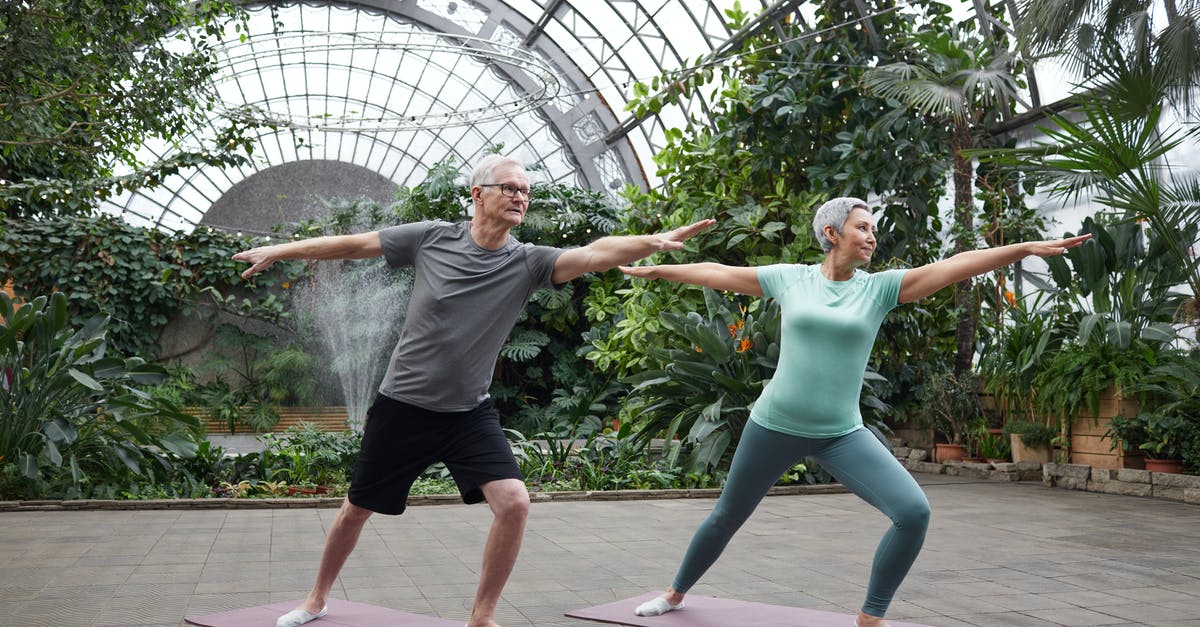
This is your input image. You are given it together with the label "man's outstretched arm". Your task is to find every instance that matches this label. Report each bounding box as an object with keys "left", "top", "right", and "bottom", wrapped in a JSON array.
[
  {"left": 550, "top": 219, "right": 716, "bottom": 284},
  {"left": 232, "top": 232, "right": 383, "bottom": 279}
]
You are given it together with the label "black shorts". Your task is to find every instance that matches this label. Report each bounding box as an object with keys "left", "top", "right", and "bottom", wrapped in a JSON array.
[{"left": 347, "top": 394, "right": 523, "bottom": 515}]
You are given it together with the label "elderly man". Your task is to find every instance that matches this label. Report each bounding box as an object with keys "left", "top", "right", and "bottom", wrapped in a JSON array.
[{"left": 233, "top": 154, "right": 713, "bottom": 627}]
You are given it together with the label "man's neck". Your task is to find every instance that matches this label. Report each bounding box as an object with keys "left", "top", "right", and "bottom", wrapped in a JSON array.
[{"left": 469, "top": 219, "right": 511, "bottom": 250}]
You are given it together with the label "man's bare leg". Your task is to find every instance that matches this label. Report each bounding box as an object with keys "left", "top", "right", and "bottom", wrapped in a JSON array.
[
  {"left": 283, "top": 498, "right": 374, "bottom": 617},
  {"left": 467, "top": 478, "right": 530, "bottom": 627}
]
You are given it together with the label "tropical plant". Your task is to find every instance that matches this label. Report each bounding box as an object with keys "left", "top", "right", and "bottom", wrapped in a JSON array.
[
  {"left": 0, "top": 292, "right": 198, "bottom": 496},
  {"left": 1045, "top": 218, "right": 1185, "bottom": 347},
  {"left": 187, "top": 325, "right": 319, "bottom": 433},
  {"left": 1130, "top": 350, "right": 1200, "bottom": 469},
  {"left": 256, "top": 425, "right": 359, "bottom": 487},
  {"left": 863, "top": 27, "right": 1024, "bottom": 376},
  {"left": 974, "top": 429, "right": 1011, "bottom": 461},
  {"left": 596, "top": 3, "right": 960, "bottom": 430},
  {"left": 621, "top": 289, "right": 780, "bottom": 473},
  {"left": 1017, "top": 0, "right": 1200, "bottom": 111},
  {"left": 1033, "top": 336, "right": 1160, "bottom": 427},
  {"left": 1136, "top": 413, "right": 1190, "bottom": 461},
  {"left": 920, "top": 369, "right": 986, "bottom": 446},
  {"left": 983, "top": 17, "right": 1200, "bottom": 337},
  {"left": 0, "top": 0, "right": 257, "bottom": 217},
  {"left": 978, "top": 289, "right": 1072, "bottom": 421},
  {"left": 1104, "top": 410, "right": 1152, "bottom": 454}
]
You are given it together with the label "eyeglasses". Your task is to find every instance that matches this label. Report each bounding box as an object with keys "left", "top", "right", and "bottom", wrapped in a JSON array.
[{"left": 480, "top": 183, "right": 532, "bottom": 199}]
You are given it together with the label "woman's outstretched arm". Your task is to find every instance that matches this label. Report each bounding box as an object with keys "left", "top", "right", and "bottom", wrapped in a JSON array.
[
  {"left": 898, "top": 234, "right": 1092, "bottom": 303},
  {"left": 619, "top": 262, "right": 763, "bottom": 296}
]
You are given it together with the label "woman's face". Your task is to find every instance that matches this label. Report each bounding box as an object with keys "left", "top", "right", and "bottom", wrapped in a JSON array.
[{"left": 830, "top": 207, "right": 877, "bottom": 263}]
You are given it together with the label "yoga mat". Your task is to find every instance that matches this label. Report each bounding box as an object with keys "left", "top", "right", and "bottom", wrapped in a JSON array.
[
  {"left": 566, "top": 592, "right": 936, "bottom": 627},
  {"left": 185, "top": 598, "right": 461, "bottom": 626}
]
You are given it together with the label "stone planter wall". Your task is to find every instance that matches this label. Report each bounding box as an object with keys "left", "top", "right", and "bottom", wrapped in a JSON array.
[
  {"left": 1043, "top": 462, "right": 1200, "bottom": 504},
  {"left": 893, "top": 447, "right": 1200, "bottom": 505}
]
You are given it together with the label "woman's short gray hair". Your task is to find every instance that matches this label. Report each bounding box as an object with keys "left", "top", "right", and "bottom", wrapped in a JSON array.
[
  {"left": 470, "top": 154, "right": 524, "bottom": 188},
  {"left": 812, "top": 197, "right": 869, "bottom": 253}
]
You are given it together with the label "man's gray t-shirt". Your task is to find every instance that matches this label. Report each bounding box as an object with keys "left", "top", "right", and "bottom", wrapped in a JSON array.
[{"left": 377, "top": 220, "right": 564, "bottom": 411}]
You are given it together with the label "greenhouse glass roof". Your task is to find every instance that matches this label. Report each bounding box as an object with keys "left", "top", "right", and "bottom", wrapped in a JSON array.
[{"left": 99, "top": 0, "right": 1069, "bottom": 233}]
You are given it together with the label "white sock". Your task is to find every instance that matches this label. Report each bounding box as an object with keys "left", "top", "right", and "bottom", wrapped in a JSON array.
[
  {"left": 275, "top": 605, "right": 328, "bottom": 627},
  {"left": 635, "top": 596, "right": 684, "bottom": 616}
]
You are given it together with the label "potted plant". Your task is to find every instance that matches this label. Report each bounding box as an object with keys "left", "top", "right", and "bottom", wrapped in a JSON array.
[
  {"left": 920, "top": 370, "right": 985, "bottom": 463},
  {"left": 1002, "top": 420, "right": 1057, "bottom": 464},
  {"left": 973, "top": 428, "right": 1011, "bottom": 464},
  {"left": 1137, "top": 413, "right": 1188, "bottom": 474},
  {"left": 1105, "top": 413, "right": 1150, "bottom": 468}
]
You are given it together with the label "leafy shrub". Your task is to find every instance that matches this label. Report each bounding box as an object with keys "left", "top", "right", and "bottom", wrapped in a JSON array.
[
  {"left": 622, "top": 289, "right": 780, "bottom": 473},
  {"left": 0, "top": 292, "right": 198, "bottom": 498},
  {"left": 1002, "top": 420, "right": 1057, "bottom": 449}
]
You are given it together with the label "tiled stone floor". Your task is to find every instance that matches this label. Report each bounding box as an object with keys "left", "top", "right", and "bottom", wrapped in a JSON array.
[{"left": 1, "top": 474, "right": 1198, "bottom": 626}]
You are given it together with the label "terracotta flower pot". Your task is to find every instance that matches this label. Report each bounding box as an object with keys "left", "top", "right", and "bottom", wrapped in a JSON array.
[
  {"left": 1144, "top": 458, "right": 1183, "bottom": 474},
  {"left": 935, "top": 443, "right": 967, "bottom": 463}
]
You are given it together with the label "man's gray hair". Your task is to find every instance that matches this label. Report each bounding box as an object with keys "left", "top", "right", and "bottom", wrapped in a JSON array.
[
  {"left": 470, "top": 154, "right": 524, "bottom": 188},
  {"left": 812, "top": 197, "right": 869, "bottom": 253}
]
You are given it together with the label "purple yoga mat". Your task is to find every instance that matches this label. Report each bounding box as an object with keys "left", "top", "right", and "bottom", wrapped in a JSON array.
[
  {"left": 185, "top": 598, "right": 462, "bottom": 626},
  {"left": 566, "top": 592, "right": 936, "bottom": 627}
]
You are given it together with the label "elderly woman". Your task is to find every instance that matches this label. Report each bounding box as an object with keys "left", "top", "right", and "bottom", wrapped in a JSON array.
[{"left": 622, "top": 198, "right": 1090, "bottom": 627}]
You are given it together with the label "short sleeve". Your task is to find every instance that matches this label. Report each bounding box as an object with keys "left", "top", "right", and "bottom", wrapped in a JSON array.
[
  {"left": 868, "top": 268, "right": 908, "bottom": 310},
  {"left": 755, "top": 264, "right": 793, "bottom": 299},
  {"left": 523, "top": 244, "right": 565, "bottom": 289},
  {"left": 378, "top": 222, "right": 431, "bottom": 267}
]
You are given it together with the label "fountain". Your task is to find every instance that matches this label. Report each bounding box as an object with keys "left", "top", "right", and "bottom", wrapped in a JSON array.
[{"left": 305, "top": 259, "right": 411, "bottom": 431}]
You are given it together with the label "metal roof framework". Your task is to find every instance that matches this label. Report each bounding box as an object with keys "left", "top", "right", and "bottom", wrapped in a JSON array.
[{"left": 102, "top": 0, "right": 1045, "bottom": 233}]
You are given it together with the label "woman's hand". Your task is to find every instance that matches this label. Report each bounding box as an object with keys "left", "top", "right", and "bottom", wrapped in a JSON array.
[{"left": 1025, "top": 233, "right": 1093, "bottom": 257}]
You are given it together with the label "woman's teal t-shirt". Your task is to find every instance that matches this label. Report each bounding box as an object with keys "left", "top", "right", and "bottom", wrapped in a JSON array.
[{"left": 751, "top": 264, "right": 908, "bottom": 438}]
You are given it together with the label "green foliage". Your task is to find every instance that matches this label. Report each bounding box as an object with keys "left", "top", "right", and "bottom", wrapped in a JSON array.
[
  {"left": 1001, "top": 420, "right": 1058, "bottom": 450},
  {"left": 979, "top": 26, "right": 1200, "bottom": 336},
  {"left": 172, "top": 326, "right": 319, "bottom": 433},
  {"left": 0, "top": 292, "right": 198, "bottom": 497},
  {"left": 979, "top": 291, "right": 1072, "bottom": 421},
  {"left": 0, "top": 0, "right": 259, "bottom": 217},
  {"left": 1033, "top": 339, "right": 1158, "bottom": 425},
  {"left": 589, "top": 3, "right": 962, "bottom": 430},
  {"left": 1045, "top": 218, "right": 1186, "bottom": 347},
  {"left": 919, "top": 370, "right": 985, "bottom": 445},
  {"left": 622, "top": 289, "right": 779, "bottom": 473},
  {"left": 1129, "top": 350, "right": 1200, "bottom": 470},
  {"left": 255, "top": 425, "right": 359, "bottom": 487},
  {"left": 0, "top": 213, "right": 306, "bottom": 357},
  {"left": 973, "top": 429, "right": 1010, "bottom": 461},
  {"left": 510, "top": 424, "right": 689, "bottom": 492}
]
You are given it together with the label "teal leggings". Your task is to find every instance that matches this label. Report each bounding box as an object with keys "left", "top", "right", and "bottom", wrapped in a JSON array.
[{"left": 672, "top": 420, "right": 930, "bottom": 617}]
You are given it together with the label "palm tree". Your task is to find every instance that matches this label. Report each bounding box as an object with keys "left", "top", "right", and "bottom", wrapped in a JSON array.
[
  {"left": 1018, "top": 0, "right": 1200, "bottom": 113},
  {"left": 978, "top": 26, "right": 1200, "bottom": 337},
  {"left": 863, "top": 30, "right": 1023, "bottom": 375}
]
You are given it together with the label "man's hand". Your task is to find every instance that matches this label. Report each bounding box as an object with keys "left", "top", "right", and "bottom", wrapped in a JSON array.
[
  {"left": 550, "top": 218, "right": 717, "bottom": 284},
  {"left": 232, "top": 247, "right": 277, "bottom": 280},
  {"left": 655, "top": 219, "right": 717, "bottom": 250}
]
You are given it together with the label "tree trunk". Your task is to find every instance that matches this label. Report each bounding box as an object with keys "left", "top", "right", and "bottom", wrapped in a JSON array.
[{"left": 952, "top": 122, "right": 977, "bottom": 376}]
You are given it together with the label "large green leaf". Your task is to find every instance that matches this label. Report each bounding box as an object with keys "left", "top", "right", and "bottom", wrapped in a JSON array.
[{"left": 67, "top": 368, "right": 103, "bottom": 392}]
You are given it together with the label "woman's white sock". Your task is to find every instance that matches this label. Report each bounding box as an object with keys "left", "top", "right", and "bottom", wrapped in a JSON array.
[{"left": 634, "top": 596, "right": 684, "bottom": 616}]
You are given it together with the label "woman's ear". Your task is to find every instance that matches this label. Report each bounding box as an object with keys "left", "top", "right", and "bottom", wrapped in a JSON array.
[{"left": 823, "top": 224, "right": 839, "bottom": 247}]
